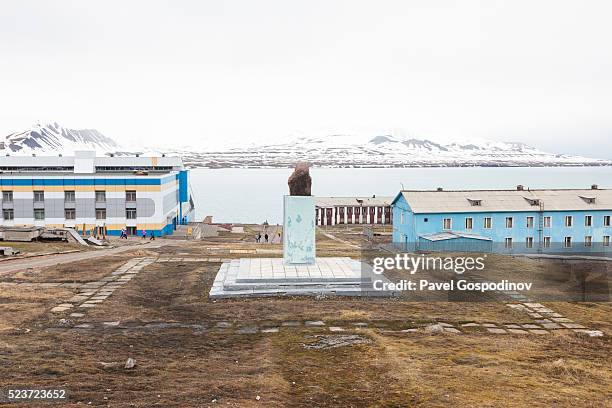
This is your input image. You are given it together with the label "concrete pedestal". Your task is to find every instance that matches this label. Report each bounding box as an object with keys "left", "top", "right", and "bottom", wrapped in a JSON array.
[{"left": 283, "top": 195, "right": 315, "bottom": 265}]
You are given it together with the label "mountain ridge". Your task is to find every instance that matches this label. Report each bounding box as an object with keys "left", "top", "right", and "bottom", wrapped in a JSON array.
[
  {"left": 1, "top": 123, "right": 610, "bottom": 168},
  {"left": 1, "top": 122, "right": 119, "bottom": 155}
]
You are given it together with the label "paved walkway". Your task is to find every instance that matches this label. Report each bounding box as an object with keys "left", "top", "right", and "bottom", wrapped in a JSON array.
[
  {"left": 0, "top": 241, "right": 165, "bottom": 276},
  {"left": 16, "top": 254, "right": 603, "bottom": 339},
  {"left": 57, "top": 315, "right": 604, "bottom": 338}
]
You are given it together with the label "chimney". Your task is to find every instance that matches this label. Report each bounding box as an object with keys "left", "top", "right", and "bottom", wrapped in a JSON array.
[
  {"left": 436, "top": 187, "right": 443, "bottom": 192},
  {"left": 516, "top": 185, "right": 524, "bottom": 191},
  {"left": 591, "top": 184, "right": 598, "bottom": 190}
]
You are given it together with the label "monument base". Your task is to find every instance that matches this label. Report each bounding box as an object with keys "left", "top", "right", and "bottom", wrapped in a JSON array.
[
  {"left": 283, "top": 195, "right": 315, "bottom": 265},
  {"left": 209, "top": 257, "right": 395, "bottom": 298}
]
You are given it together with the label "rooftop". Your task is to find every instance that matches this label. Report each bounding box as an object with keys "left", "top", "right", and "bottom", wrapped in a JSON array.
[
  {"left": 315, "top": 196, "right": 392, "bottom": 207},
  {"left": 0, "top": 151, "right": 184, "bottom": 175},
  {"left": 420, "top": 231, "right": 493, "bottom": 241},
  {"left": 395, "top": 187, "right": 612, "bottom": 213}
]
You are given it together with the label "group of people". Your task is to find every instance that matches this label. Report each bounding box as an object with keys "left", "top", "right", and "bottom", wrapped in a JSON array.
[
  {"left": 255, "top": 231, "right": 281, "bottom": 243},
  {"left": 119, "top": 228, "right": 155, "bottom": 240}
]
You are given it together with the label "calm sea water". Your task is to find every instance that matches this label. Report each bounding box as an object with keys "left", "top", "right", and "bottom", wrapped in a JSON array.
[{"left": 189, "top": 167, "right": 612, "bottom": 224}]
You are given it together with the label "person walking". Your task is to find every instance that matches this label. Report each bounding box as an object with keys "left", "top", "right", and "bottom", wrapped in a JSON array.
[
  {"left": 264, "top": 233, "right": 269, "bottom": 243},
  {"left": 150, "top": 231, "right": 155, "bottom": 240},
  {"left": 256, "top": 233, "right": 261, "bottom": 243},
  {"left": 142, "top": 229, "right": 147, "bottom": 239}
]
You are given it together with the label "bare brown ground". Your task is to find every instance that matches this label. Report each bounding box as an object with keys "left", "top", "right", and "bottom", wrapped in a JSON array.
[
  {"left": 0, "top": 231, "right": 610, "bottom": 407},
  {"left": 6, "top": 257, "right": 130, "bottom": 283}
]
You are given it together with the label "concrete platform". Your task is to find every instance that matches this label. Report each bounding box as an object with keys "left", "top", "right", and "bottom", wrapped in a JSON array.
[{"left": 209, "top": 257, "right": 394, "bottom": 298}]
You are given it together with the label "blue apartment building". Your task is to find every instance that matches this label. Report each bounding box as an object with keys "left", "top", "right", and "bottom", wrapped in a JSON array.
[{"left": 391, "top": 186, "right": 612, "bottom": 254}]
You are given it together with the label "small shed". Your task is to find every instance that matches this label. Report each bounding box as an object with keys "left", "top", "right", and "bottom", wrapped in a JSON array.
[{"left": 418, "top": 232, "right": 493, "bottom": 253}]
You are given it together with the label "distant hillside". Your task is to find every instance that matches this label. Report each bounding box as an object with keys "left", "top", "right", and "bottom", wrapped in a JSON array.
[
  {"left": 176, "top": 134, "right": 612, "bottom": 168},
  {"left": 2, "top": 124, "right": 610, "bottom": 168},
  {"left": 0, "top": 122, "right": 120, "bottom": 155}
]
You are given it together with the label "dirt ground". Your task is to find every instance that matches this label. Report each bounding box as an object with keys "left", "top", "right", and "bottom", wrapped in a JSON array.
[{"left": 0, "top": 228, "right": 610, "bottom": 407}]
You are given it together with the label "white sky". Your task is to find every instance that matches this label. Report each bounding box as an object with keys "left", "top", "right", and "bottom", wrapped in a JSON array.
[{"left": 0, "top": 0, "right": 610, "bottom": 157}]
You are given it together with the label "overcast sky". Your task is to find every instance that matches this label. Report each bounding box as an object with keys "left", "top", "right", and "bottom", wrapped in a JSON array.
[{"left": 0, "top": 0, "right": 610, "bottom": 156}]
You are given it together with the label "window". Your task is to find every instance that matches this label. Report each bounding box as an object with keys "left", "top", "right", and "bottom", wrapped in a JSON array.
[
  {"left": 126, "top": 209, "right": 137, "bottom": 220},
  {"left": 505, "top": 217, "right": 513, "bottom": 228},
  {"left": 34, "top": 209, "right": 45, "bottom": 220},
  {"left": 504, "top": 237, "right": 513, "bottom": 248},
  {"left": 95, "top": 208, "right": 107, "bottom": 220},
  {"left": 2, "top": 209, "right": 14, "bottom": 220},
  {"left": 126, "top": 190, "right": 136, "bottom": 202},
  {"left": 584, "top": 236, "right": 592, "bottom": 247},
  {"left": 604, "top": 236, "right": 610, "bottom": 247},
  {"left": 543, "top": 216, "right": 551, "bottom": 228},
  {"left": 526, "top": 216, "right": 534, "bottom": 228},
  {"left": 526, "top": 237, "right": 534, "bottom": 248},
  {"left": 604, "top": 215, "right": 610, "bottom": 227},
  {"left": 400, "top": 212, "right": 404, "bottom": 224},
  {"left": 64, "top": 209, "right": 76, "bottom": 220},
  {"left": 585, "top": 215, "right": 592, "bottom": 227},
  {"left": 483, "top": 217, "right": 492, "bottom": 229},
  {"left": 564, "top": 236, "right": 572, "bottom": 248},
  {"left": 565, "top": 216, "right": 573, "bottom": 227},
  {"left": 64, "top": 190, "right": 75, "bottom": 202},
  {"left": 443, "top": 218, "right": 452, "bottom": 230},
  {"left": 465, "top": 217, "right": 473, "bottom": 230},
  {"left": 95, "top": 190, "right": 106, "bottom": 202},
  {"left": 33, "top": 190, "right": 44, "bottom": 202},
  {"left": 2, "top": 191, "right": 13, "bottom": 203},
  {"left": 543, "top": 236, "right": 551, "bottom": 248}
]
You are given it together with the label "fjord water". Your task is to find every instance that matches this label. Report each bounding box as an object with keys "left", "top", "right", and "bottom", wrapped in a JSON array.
[{"left": 190, "top": 167, "right": 612, "bottom": 224}]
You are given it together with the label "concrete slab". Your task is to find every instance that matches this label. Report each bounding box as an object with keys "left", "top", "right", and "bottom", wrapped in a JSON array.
[
  {"left": 444, "top": 327, "right": 461, "bottom": 333},
  {"left": 261, "top": 327, "right": 279, "bottom": 333},
  {"left": 507, "top": 329, "right": 528, "bottom": 334},
  {"left": 305, "top": 321, "right": 325, "bottom": 327},
  {"left": 209, "top": 257, "right": 396, "bottom": 299},
  {"left": 487, "top": 328, "right": 507, "bottom": 334},
  {"left": 561, "top": 323, "right": 586, "bottom": 329}
]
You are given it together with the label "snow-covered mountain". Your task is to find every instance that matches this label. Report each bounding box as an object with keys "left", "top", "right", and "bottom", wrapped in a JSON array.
[
  {"left": 2, "top": 124, "right": 609, "bottom": 168},
  {"left": 0, "top": 122, "right": 121, "bottom": 155},
  {"left": 178, "top": 134, "right": 612, "bottom": 168}
]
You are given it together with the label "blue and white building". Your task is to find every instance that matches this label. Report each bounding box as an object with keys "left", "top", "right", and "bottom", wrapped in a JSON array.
[
  {"left": 392, "top": 186, "right": 612, "bottom": 253},
  {"left": 0, "top": 151, "right": 195, "bottom": 237}
]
